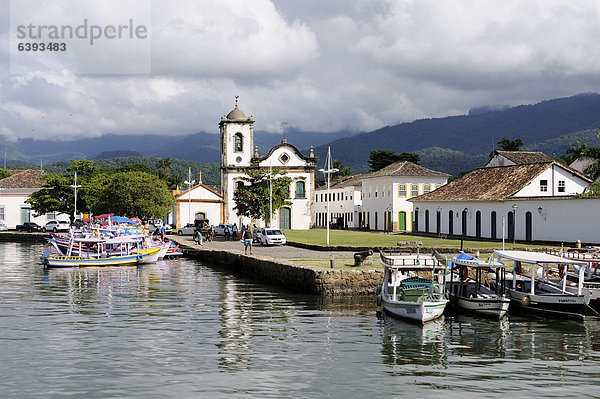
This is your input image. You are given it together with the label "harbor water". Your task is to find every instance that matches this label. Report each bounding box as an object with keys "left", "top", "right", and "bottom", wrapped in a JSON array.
[{"left": 1, "top": 242, "right": 600, "bottom": 398}]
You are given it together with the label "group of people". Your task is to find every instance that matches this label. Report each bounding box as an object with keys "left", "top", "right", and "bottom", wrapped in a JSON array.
[{"left": 192, "top": 222, "right": 255, "bottom": 255}]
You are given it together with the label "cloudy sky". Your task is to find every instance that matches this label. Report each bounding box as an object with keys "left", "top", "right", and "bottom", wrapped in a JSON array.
[{"left": 2, "top": 0, "right": 600, "bottom": 142}]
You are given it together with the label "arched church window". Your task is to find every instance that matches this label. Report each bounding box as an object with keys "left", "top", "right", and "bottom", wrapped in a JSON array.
[
  {"left": 234, "top": 133, "right": 243, "bottom": 152},
  {"left": 295, "top": 181, "right": 306, "bottom": 198}
]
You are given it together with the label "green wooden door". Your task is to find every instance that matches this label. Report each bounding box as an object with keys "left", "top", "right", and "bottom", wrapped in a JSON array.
[
  {"left": 280, "top": 207, "right": 291, "bottom": 230},
  {"left": 398, "top": 211, "right": 406, "bottom": 231}
]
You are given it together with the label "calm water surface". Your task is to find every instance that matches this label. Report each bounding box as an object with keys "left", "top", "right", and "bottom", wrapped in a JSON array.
[{"left": 1, "top": 242, "right": 600, "bottom": 398}]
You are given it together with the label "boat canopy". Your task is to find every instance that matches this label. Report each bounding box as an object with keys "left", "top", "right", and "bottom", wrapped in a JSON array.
[
  {"left": 494, "top": 250, "right": 586, "bottom": 266},
  {"left": 452, "top": 252, "right": 506, "bottom": 269}
]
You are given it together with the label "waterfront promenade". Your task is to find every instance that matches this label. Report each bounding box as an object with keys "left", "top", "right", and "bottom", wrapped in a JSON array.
[{"left": 170, "top": 235, "right": 385, "bottom": 297}]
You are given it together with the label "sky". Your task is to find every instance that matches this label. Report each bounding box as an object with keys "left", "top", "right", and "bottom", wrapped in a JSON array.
[{"left": 2, "top": 0, "right": 600, "bottom": 142}]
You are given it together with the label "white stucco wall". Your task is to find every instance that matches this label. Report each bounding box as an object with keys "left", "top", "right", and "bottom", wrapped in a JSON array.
[
  {"left": 0, "top": 189, "right": 69, "bottom": 228},
  {"left": 221, "top": 122, "right": 253, "bottom": 168},
  {"left": 175, "top": 184, "right": 222, "bottom": 228},
  {"left": 360, "top": 176, "right": 447, "bottom": 232},
  {"left": 411, "top": 198, "right": 600, "bottom": 244},
  {"left": 314, "top": 185, "right": 360, "bottom": 228},
  {"left": 515, "top": 165, "right": 589, "bottom": 197}
]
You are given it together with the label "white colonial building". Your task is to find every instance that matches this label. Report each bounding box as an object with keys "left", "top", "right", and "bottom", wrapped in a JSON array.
[
  {"left": 314, "top": 174, "right": 364, "bottom": 229},
  {"left": 0, "top": 170, "right": 69, "bottom": 228},
  {"left": 359, "top": 162, "right": 450, "bottom": 232},
  {"left": 411, "top": 155, "right": 599, "bottom": 244},
  {"left": 172, "top": 171, "right": 223, "bottom": 228},
  {"left": 314, "top": 162, "right": 450, "bottom": 232},
  {"left": 220, "top": 101, "right": 317, "bottom": 229}
]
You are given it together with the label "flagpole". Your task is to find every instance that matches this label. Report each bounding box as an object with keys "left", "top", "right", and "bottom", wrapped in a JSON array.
[{"left": 318, "top": 147, "right": 338, "bottom": 246}]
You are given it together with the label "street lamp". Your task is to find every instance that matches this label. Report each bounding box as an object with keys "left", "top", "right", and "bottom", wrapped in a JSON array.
[
  {"left": 184, "top": 167, "right": 195, "bottom": 225},
  {"left": 70, "top": 171, "right": 81, "bottom": 222},
  {"left": 318, "top": 146, "right": 338, "bottom": 246}
]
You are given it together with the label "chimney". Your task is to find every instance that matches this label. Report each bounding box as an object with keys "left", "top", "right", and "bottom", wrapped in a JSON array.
[{"left": 198, "top": 170, "right": 202, "bottom": 184}]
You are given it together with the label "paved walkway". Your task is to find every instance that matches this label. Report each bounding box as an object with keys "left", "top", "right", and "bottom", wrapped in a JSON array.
[{"left": 170, "top": 234, "right": 362, "bottom": 261}]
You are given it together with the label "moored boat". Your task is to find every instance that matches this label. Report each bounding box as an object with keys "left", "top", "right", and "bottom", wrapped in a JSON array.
[
  {"left": 447, "top": 252, "right": 510, "bottom": 319},
  {"left": 494, "top": 250, "right": 590, "bottom": 320},
  {"left": 377, "top": 250, "right": 448, "bottom": 324},
  {"left": 42, "top": 237, "right": 162, "bottom": 267}
]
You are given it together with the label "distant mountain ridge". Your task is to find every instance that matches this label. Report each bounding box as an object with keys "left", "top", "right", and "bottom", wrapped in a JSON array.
[
  {"left": 311, "top": 93, "right": 600, "bottom": 175},
  {"left": 3, "top": 93, "right": 600, "bottom": 176}
]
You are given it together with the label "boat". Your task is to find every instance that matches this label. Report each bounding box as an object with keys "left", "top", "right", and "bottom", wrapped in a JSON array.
[
  {"left": 545, "top": 247, "right": 600, "bottom": 315},
  {"left": 41, "top": 236, "right": 161, "bottom": 267},
  {"left": 377, "top": 250, "right": 448, "bottom": 324},
  {"left": 493, "top": 250, "right": 591, "bottom": 320},
  {"left": 447, "top": 252, "right": 510, "bottom": 319}
]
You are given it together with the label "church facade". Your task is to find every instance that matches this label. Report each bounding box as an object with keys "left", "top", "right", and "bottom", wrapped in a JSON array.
[{"left": 219, "top": 101, "right": 317, "bottom": 230}]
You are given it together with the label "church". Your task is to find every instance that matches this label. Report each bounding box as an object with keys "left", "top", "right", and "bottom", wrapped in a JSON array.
[{"left": 219, "top": 99, "right": 317, "bottom": 230}]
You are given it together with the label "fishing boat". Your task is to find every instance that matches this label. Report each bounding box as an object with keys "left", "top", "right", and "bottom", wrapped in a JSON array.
[
  {"left": 447, "top": 252, "right": 510, "bottom": 319},
  {"left": 377, "top": 250, "right": 448, "bottom": 324},
  {"left": 494, "top": 250, "right": 591, "bottom": 319},
  {"left": 41, "top": 236, "right": 161, "bottom": 267}
]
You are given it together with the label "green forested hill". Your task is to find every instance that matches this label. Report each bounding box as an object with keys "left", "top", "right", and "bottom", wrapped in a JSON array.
[
  {"left": 6, "top": 157, "right": 221, "bottom": 186},
  {"left": 312, "top": 93, "right": 600, "bottom": 175}
]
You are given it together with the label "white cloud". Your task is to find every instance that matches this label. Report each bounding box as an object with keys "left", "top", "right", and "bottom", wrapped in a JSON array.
[{"left": 2, "top": 0, "right": 600, "bottom": 143}]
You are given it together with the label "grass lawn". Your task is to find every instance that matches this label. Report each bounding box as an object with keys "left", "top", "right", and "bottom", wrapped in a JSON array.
[{"left": 285, "top": 229, "right": 550, "bottom": 250}]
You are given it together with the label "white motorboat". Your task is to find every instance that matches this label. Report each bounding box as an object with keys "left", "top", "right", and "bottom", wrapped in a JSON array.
[{"left": 377, "top": 250, "right": 448, "bottom": 324}]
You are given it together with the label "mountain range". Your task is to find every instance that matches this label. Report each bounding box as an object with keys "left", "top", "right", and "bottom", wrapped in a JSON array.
[{"left": 3, "top": 93, "right": 600, "bottom": 176}]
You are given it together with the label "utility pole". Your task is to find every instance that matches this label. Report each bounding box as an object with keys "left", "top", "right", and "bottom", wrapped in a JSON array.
[{"left": 70, "top": 172, "right": 81, "bottom": 222}]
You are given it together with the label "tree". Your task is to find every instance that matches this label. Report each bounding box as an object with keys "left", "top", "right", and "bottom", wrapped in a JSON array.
[
  {"left": 0, "top": 168, "right": 12, "bottom": 180},
  {"left": 368, "top": 150, "right": 420, "bottom": 171},
  {"left": 26, "top": 173, "right": 78, "bottom": 221},
  {"left": 331, "top": 159, "right": 353, "bottom": 180},
  {"left": 564, "top": 139, "right": 588, "bottom": 164},
  {"left": 583, "top": 146, "right": 600, "bottom": 181},
  {"left": 92, "top": 171, "right": 175, "bottom": 218},
  {"left": 497, "top": 137, "right": 524, "bottom": 151},
  {"left": 575, "top": 181, "right": 600, "bottom": 197},
  {"left": 156, "top": 158, "right": 173, "bottom": 179},
  {"left": 233, "top": 168, "right": 292, "bottom": 224}
]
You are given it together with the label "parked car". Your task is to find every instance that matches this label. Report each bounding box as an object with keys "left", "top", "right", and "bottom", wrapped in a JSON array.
[
  {"left": 177, "top": 223, "right": 196, "bottom": 236},
  {"left": 16, "top": 222, "right": 42, "bottom": 232},
  {"left": 214, "top": 223, "right": 235, "bottom": 237},
  {"left": 43, "top": 220, "right": 71, "bottom": 232},
  {"left": 253, "top": 228, "right": 265, "bottom": 243},
  {"left": 0, "top": 221, "right": 8, "bottom": 231},
  {"left": 258, "top": 228, "right": 286, "bottom": 245},
  {"left": 145, "top": 219, "right": 172, "bottom": 234}
]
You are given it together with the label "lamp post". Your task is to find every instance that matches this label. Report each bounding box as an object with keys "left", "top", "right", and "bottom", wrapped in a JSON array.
[
  {"left": 318, "top": 146, "right": 338, "bottom": 246},
  {"left": 512, "top": 204, "right": 518, "bottom": 244},
  {"left": 184, "top": 167, "right": 195, "bottom": 225},
  {"left": 70, "top": 171, "right": 81, "bottom": 222}
]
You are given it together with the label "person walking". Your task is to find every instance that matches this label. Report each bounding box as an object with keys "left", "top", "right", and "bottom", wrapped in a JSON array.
[
  {"left": 207, "top": 225, "right": 214, "bottom": 242},
  {"left": 224, "top": 225, "right": 231, "bottom": 240},
  {"left": 243, "top": 225, "right": 253, "bottom": 255}
]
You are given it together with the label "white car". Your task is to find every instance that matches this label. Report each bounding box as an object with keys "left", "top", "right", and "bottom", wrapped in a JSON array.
[
  {"left": 43, "top": 220, "right": 70, "bottom": 232},
  {"left": 258, "top": 228, "right": 286, "bottom": 246},
  {"left": 0, "top": 221, "right": 8, "bottom": 231}
]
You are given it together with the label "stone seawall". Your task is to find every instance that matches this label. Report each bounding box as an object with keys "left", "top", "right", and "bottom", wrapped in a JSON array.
[{"left": 180, "top": 243, "right": 384, "bottom": 297}]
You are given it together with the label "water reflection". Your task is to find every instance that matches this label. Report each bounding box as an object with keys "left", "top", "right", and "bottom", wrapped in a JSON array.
[{"left": 380, "top": 313, "right": 447, "bottom": 367}]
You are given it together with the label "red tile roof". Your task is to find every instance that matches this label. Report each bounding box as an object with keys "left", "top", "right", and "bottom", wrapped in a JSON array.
[{"left": 0, "top": 170, "right": 45, "bottom": 189}]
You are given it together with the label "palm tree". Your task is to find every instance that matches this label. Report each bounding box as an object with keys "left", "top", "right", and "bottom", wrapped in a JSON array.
[
  {"left": 583, "top": 146, "right": 600, "bottom": 181},
  {"left": 565, "top": 139, "right": 588, "bottom": 164},
  {"left": 497, "top": 138, "right": 524, "bottom": 151},
  {"left": 156, "top": 158, "right": 172, "bottom": 174},
  {"left": 332, "top": 159, "right": 352, "bottom": 180}
]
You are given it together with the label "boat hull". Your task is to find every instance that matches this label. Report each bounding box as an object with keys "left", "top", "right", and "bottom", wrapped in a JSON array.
[
  {"left": 382, "top": 297, "right": 448, "bottom": 324},
  {"left": 42, "top": 247, "right": 160, "bottom": 268},
  {"left": 507, "top": 289, "right": 587, "bottom": 319},
  {"left": 452, "top": 295, "right": 510, "bottom": 319}
]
